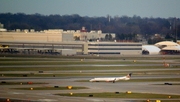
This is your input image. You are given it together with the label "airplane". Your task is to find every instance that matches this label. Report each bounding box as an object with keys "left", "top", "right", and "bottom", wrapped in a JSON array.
[{"left": 89, "top": 73, "right": 132, "bottom": 83}]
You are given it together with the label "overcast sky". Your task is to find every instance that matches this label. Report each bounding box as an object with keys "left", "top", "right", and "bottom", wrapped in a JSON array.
[{"left": 0, "top": 0, "right": 180, "bottom": 18}]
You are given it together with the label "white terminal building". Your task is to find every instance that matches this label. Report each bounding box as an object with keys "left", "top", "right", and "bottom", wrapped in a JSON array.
[
  {"left": 0, "top": 26, "right": 142, "bottom": 55},
  {"left": 88, "top": 42, "right": 142, "bottom": 55}
]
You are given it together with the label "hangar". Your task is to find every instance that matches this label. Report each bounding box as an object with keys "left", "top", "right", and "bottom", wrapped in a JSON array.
[
  {"left": 155, "top": 41, "right": 180, "bottom": 55},
  {"left": 0, "top": 41, "right": 142, "bottom": 55},
  {"left": 142, "top": 41, "right": 180, "bottom": 55}
]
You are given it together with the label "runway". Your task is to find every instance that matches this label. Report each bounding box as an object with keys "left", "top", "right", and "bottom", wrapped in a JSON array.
[{"left": 0, "top": 56, "right": 180, "bottom": 102}]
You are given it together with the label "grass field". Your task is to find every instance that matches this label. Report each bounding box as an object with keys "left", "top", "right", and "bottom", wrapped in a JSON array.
[
  {"left": 56, "top": 92, "right": 180, "bottom": 102},
  {"left": 0, "top": 55, "right": 180, "bottom": 77},
  {"left": 0, "top": 81, "right": 47, "bottom": 85},
  {"left": 13, "top": 86, "right": 88, "bottom": 90},
  {"left": 56, "top": 92, "right": 180, "bottom": 99},
  {"left": 0, "top": 66, "right": 175, "bottom": 71}
]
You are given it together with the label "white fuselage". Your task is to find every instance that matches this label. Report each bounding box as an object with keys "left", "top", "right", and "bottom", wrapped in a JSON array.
[{"left": 89, "top": 76, "right": 130, "bottom": 82}]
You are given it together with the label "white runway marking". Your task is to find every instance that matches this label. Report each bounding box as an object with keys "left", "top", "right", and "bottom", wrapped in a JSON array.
[{"left": 38, "top": 99, "right": 57, "bottom": 102}]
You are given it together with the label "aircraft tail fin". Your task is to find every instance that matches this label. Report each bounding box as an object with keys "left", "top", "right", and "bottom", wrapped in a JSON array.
[{"left": 126, "top": 73, "right": 132, "bottom": 78}]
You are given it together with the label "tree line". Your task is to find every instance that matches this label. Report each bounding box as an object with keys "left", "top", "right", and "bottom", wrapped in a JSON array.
[{"left": 0, "top": 13, "right": 180, "bottom": 43}]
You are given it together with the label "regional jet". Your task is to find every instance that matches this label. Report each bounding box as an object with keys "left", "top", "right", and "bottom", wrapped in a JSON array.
[{"left": 89, "top": 73, "right": 132, "bottom": 83}]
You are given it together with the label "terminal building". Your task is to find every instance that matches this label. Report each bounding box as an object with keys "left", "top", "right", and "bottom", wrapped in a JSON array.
[
  {"left": 88, "top": 42, "right": 142, "bottom": 55},
  {"left": 0, "top": 41, "right": 142, "bottom": 55},
  {"left": 0, "top": 26, "right": 142, "bottom": 55}
]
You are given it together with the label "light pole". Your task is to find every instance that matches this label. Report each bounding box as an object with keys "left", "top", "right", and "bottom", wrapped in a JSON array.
[
  {"left": 97, "top": 39, "right": 99, "bottom": 56},
  {"left": 175, "top": 18, "right": 177, "bottom": 42}
]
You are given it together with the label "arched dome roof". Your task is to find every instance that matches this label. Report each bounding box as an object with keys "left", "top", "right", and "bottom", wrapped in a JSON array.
[
  {"left": 162, "top": 46, "right": 180, "bottom": 51},
  {"left": 155, "top": 41, "right": 178, "bottom": 46}
]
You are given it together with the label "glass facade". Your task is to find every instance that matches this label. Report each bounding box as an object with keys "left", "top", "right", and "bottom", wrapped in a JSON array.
[{"left": 88, "top": 42, "right": 142, "bottom": 55}]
